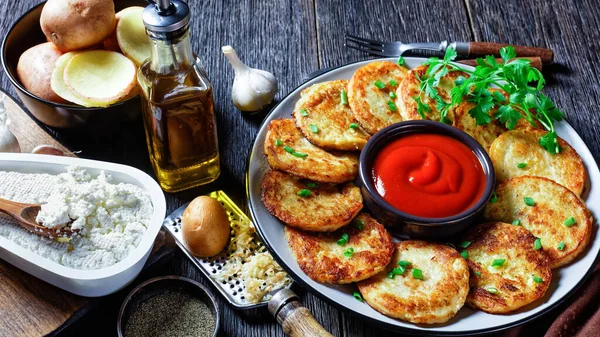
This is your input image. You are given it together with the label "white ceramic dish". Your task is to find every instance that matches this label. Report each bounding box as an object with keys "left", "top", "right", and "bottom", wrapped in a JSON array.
[
  {"left": 0, "top": 153, "right": 166, "bottom": 297},
  {"left": 246, "top": 58, "right": 600, "bottom": 335}
]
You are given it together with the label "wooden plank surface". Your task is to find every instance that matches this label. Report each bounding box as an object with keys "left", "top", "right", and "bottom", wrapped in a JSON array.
[{"left": 0, "top": 0, "right": 599, "bottom": 336}]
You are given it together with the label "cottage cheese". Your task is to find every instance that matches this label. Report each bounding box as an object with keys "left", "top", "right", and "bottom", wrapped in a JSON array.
[{"left": 0, "top": 166, "right": 153, "bottom": 270}]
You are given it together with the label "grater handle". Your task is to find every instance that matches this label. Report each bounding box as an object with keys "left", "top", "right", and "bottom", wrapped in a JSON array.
[{"left": 268, "top": 289, "right": 333, "bottom": 337}]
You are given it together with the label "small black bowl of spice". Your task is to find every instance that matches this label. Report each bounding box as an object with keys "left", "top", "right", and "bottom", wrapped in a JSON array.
[{"left": 118, "top": 276, "right": 220, "bottom": 337}]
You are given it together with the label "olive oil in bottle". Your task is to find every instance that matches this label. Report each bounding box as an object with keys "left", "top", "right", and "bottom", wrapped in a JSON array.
[{"left": 138, "top": 0, "right": 220, "bottom": 192}]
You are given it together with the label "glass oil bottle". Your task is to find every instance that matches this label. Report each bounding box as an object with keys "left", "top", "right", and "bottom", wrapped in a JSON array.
[{"left": 138, "top": 0, "right": 220, "bottom": 192}]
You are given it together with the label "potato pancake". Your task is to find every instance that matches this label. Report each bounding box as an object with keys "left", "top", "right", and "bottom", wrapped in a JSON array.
[
  {"left": 285, "top": 213, "right": 394, "bottom": 284},
  {"left": 462, "top": 222, "right": 551, "bottom": 314},
  {"left": 397, "top": 65, "right": 467, "bottom": 123},
  {"left": 348, "top": 61, "right": 408, "bottom": 134},
  {"left": 357, "top": 241, "right": 469, "bottom": 324},
  {"left": 489, "top": 129, "right": 586, "bottom": 195},
  {"left": 264, "top": 119, "right": 358, "bottom": 183},
  {"left": 484, "top": 176, "right": 592, "bottom": 268},
  {"left": 293, "top": 80, "right": 370, "bottom": 151},
  {"left": 261, "top": 170, "right": 363, "bottom": 232}
]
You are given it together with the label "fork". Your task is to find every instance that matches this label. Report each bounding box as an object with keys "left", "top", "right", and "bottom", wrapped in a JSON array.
[{"left": 345, "top": 34, "right": 553, "bottom": 64}]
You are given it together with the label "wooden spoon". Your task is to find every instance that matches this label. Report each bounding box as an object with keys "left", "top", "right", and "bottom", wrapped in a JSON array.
[{"left": 0, "top": 198, "right": 79, "bottom": 238}]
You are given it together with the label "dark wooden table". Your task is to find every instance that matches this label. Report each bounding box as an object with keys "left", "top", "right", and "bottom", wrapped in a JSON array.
[{"left": 2, "top": 0, "right": 599, "bottom": 336}]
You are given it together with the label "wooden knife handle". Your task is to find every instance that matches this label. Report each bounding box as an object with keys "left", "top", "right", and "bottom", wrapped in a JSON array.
[
  {"left": 269, "top": 289, "right": 332, "bottom": 337},
  {"left": 468, "top": 42, "right": 553, "bottom": 64},
  {"left": 458, "top": 56, "right": 542, "bottom": 71}
]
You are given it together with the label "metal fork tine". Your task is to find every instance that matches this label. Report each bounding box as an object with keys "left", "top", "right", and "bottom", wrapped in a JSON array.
[
  {"left": 344, "top": 40, "right": 382, "bottom": 53},
  {"left": 345, "top": 34, "right": 385, "bottom": 47},
  {"left": 345, "top": 43, "right": 388, "bottom": 57}
]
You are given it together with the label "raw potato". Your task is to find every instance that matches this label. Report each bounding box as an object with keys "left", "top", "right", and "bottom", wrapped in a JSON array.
[
  {"left": 17, "top": 42, "right": 65, "bottom": 103},
  {"left": 117, "top": 7, "right": 152, "bottom": 65},
  {"left": 40, "top": 0, "right": 116, "bottom": 51},
  {"left": 103, "top": 6, "right": 145, "bottom": 52},
  {"left": 64, "top": 50, "right": 137, "bottom": 106},
  {"left": 181, "top": 196, "right": 231, "bottom": 257},
  {"left": 51, "top": 52, "right": 91, "bottom": 106}
]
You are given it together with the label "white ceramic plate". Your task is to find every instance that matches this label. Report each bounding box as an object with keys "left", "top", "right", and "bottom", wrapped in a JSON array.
[
  {"left": 246, "top": 58, "right": 600, "bottom": 335},
  {"left": 0, "top": 153, "right": 166, "bottom": 297}
]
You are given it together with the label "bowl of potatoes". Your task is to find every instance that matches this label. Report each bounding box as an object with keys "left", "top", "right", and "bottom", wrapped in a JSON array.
[{"left": 1, "top": 0, "right": 151, "bottom": 128}]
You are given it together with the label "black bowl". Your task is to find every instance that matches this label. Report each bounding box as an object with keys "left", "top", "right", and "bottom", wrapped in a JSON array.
[
  {"left": 118, "top": 276, "right": 220, "bottom": 337},
  {"left": 1, "top": 0, "right": 145, "bottom": 129},
  {"left": 358, "top": 120, "right": 495, "bottom": 239}
]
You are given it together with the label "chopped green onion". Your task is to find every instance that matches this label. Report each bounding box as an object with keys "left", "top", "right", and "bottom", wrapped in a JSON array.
[
  {"left": 517, "top": 162, "right": 527, "bottom": 169},
  {"left": 275, "top": 139, "right": 283, "bottom": 146},
  {"left": 389, "top": 267, "right": 406, "bottom": 277},
  {"left": 309, "top": 124, "right": 319, "bottom": 133},
  {"left": 291, "top": 151, "right": 308, "bottom": 158},
  {"left": 353, "top": 291, "right": 363, "bottom": 302},
  {"left": 412, "top": 268, "right": 423, "bottom": 280},
  {"left": 300, "top": 108, "right": 309, "bottom": 117},
  {"left": 461, "top": 251, "right": 469, "bottom": 259},
  {"left": 389, "top": 91, "right": 397, "bottom": 99},
  {"left": 487, "top": 287, "right": 499, "bottom": 294},
  {"left": 374, "top": 80, "right": 386, "bottom": 89},
  {"left": 445, "top": 242, "right": 456, "bottom": 249},
  {"left": 533, "top": 276, "right": 543, "bottom": 283},
  {"left": 344, "top": 247, "right": 354, "bottom": 258},
  {"left": 398, "top": 260, "right": 412, "bottom": 267},
  {"left": 557, "top": 242, "right": 565, "bottom": 251},
  {"left": 492, "top": 259, "right": 506, "bottom": 267},
  {"left": 388, "top": 272, "right": 395, "bottom": 279},
  {"left": 397, "top": 56, "right": 406, "bottom": 66},
  {"left": 341, "top": 90, "right": 348, "bottom": 105},
  {"left": 283, "top": 145, "right": 294, "bottom": 154},
  {"left": 512, "top": 219, "right": 521, "bottom": 226},
  {"left": 475, "top": 271, "right": 482, "bottom": 277},
  {"left": 459, "top": 241, "right": 471, "bottom": 248},
  {"left": 524, "top": 197, "right": 535, "bottom": 206},
  {"left": 490, "top": 191, "right": 498, "bottom": 203},
  {"left": 306, "top": 182, "right": 319, "bottom": 188},
  {"left": 337, "top": 233, "right": 349, "bottom": 246},
  {"left": 387, "top": 100, "right": 397, "bottom": 111},
  {"left": 388, "top": 79, "right": 398, "bottom": 87},
  {"left": 534, "top": 238, "right": 542, "bottom": 250},
  {"left": 349, "top": 123, "right": 359, "bottom": 129},
  {"left": 297, "top": 189, "right": 311, "bottom": 197},
  {"left": 354, "top": 220, "right": 364, "bottom": 230},
  {"left": 563, "top": 216, "right": 576, "bottom": 227}
]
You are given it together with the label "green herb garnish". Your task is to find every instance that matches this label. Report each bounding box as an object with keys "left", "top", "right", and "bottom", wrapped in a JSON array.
[
  {"left": 374, "top": 80, "right": 386, "bottom": 89},
  {"left": 388, "top": 79, "right": 398, "bottom": 87},
  {"left": 563, "top": 216, "right": 576, "bottom": 227},
  {"left": 416, "top": 46, "right": 564, "bottom": 154},
  {"left": 344, "top": 247, "right": 354, "bottom": 258},
  {"left": 534, "top": 238, "right": 542, "bottom": 250},
  {"left": 397, "top": 56, "right": 406, "bottom": 66},
  {"left": 300, "top": 108, "right": 309, "bottom": 117},
  {"left": 341, "top": 90, "right": 348, "bottom": 105},
  {"left": 306, "top": 182, "right": 319, "bottom": 188},
  {"left": 459, "top": 241, "right": 471, "bottom": 248},
  {"left": 309, "top": 124, "right": 319, "bottom": 133},
  {"left": 354, "top": 220, "right": 364, "bottom": 230},
  {"left": 389, "top": 91, "right": 397, "bottom": 99},
  {"left": 461, "top": 251, "right": 469, "bottom": 259},
  {"left": 349, "top": 123, "right": 359, "bottom": 129},
  {"left": 487, "top": 287, "right": 499, "bottom": 294},
  {"left": 291, "top": 151, "right": 308, "bottom": 158},
  {"left": 353, "top": 291, "right": 363, "bottom": 302},
  {"left": 475, "top": 271, "right": 482, "bottom": 277},
  {"left": 512, "top": 219, "right": 521, "bottom": 226},
  {"left": 398, "top": 260, "right": 412, "bottom": 267},
  {"left": 517, "top": 162, "right": 528, "bottom": 169},
  {"left": 557, "top": 242, "right": 565, "bottom": 251},
  {"left": 283, "top": 145, "right": 294, "bottom": 154},
  {"left": 297, "top": 189, "right": 311, "bottom": 197},
  {"left": 490, "top": 191, "right": 498, "bottom": 203},
  {"left": 387, "top": 100, "right": 397, "bottom": 111},
  {"left": 275, "top": 139, "right": 283, "bottom": 146},
  {"left": 412, "top": 268, "right": 423, "bottom": 280},
  {"left": 492, "top": 259, "right": 506, "bottom": 267},
  {"left": 337, "top": 233, "right": 349, "bottom": 246},
  {"left": 533, "top": 276, "right": 543, "bottom": 283},
  {"left": 524, "top": 197, "right": 535, "bottom": 206}
]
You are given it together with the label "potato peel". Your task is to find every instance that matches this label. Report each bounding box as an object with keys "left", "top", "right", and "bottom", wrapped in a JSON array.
[
  {"left": 64, "top": 50, "right": 137, "bottom": 106},
  {"left": 116, "top": 8, "right": 151, "bottom": 66}
]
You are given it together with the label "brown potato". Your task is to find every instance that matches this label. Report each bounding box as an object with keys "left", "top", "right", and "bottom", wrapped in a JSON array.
[
  {"left": 16, "top": 42, "right": 65, "bottom": 103},
  {"left": 181, "top": 196, "right": 230, "bottom": 257},
  {"left": 40, "top": 0, "right": 116, "bottom": 51}
]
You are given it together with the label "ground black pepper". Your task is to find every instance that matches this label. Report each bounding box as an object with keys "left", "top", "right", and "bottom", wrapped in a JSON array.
[{"left": 124, "top": 290, "right": 216, "bottom": 337}]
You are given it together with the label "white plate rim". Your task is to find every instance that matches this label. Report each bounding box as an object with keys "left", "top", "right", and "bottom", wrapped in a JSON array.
[{"left": 245, "top": 57, "right": 600, "bottom": 335}]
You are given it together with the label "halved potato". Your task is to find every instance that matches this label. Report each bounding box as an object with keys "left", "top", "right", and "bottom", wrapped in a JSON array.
[
  {"left": 64, "top": 50, "right": 137, "bottom": 106},
  {"left": 116, "top": 7, "right": 152, "bottom": 65}
]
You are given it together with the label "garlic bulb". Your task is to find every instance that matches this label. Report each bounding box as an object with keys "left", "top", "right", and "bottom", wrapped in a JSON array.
[
  {"left": 222, "top": 45, "right": 278, "bottom": 112},
  {"left": 0, "top": 95, "right": 20, "bottom": 153}
]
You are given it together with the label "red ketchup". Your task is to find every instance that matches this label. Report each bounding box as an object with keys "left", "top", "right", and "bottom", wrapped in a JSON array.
[{"left": 372, "top": 133, "right": 486, "bottom": 218}]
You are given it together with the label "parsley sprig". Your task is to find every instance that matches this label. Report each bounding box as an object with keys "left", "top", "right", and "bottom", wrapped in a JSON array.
[{"left": 415, "top": 46, "right": 564, "bottom": 154}]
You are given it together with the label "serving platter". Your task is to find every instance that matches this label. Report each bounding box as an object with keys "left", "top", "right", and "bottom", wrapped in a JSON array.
[{"left": 246, "top": 57, "right": 600, "bottom": 335}]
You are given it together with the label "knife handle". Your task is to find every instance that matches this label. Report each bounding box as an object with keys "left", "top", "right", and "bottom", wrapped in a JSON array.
[
  {"left": 458, "top": 56, "right": 542, "bottom": 71},
  {"left": 269, "top": 289, "right": 332, "bottom": 337},
  {"left": 467, "top": 42, "right": 553, "bottom": 64}
]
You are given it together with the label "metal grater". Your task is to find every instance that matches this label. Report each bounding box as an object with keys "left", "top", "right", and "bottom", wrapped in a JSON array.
[{"left": 162, "top": 190, "right": 293, "bottom": 309}]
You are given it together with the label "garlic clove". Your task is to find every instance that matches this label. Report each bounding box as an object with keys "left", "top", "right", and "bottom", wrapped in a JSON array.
[
  {"left": 222, "top": 45, "right": 278, "bottom": 112},
  {"left": 0, "top": 125, "right": 20, "bottom": 153}
]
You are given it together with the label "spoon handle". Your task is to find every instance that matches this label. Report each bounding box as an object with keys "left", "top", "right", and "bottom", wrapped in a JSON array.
[{"left": 0, "top": 198, "right": 28, "bottom": 219}]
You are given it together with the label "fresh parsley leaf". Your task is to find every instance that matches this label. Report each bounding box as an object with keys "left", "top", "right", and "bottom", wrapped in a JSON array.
[
  {"left": 496, "top": 105, "right": 522, "bottom": 129},
  {"left": 413, "top": 96, "right": 430, "bottom": 119},
  {"left": 539, "top": 131, "right": 561, "bottom": 155},
  {"left": 444, "top": 47, "right": 458, "bottom": 63},
  {"left": 500, "top": 46, "right": 516, "bottom": 64},
  {"left": 468, "top": 105, "right": 492, "bottom": 125}
]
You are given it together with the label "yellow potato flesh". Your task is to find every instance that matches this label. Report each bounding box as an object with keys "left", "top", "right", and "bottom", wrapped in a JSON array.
[
  {"left": 64, "top": 50, "right": 137, "bottom": 106},
  {"left": 51, "top": 52, "right": 93, "bottom": 106},
  {"left": 116, "top": 8, "right": 152, "bottom": 66}
]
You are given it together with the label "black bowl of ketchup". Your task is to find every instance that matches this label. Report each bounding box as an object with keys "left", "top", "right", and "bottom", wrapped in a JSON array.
[{"left": 358, "top": 120, "right": 495, "bottom": 239}]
